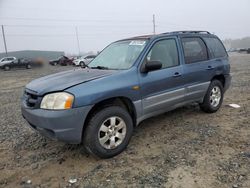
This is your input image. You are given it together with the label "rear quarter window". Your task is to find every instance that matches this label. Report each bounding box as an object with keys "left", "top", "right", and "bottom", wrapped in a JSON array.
[
  {"left": 203, "top": 37, "right": 227, "bottom": 58},
  {"left": 181, "top": 37, "right": 208, "bottom": 64}
]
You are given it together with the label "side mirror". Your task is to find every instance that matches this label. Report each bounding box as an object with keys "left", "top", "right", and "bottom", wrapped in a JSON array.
[{"left": 142, "top": 60, "right": 162, "bottom": 73}]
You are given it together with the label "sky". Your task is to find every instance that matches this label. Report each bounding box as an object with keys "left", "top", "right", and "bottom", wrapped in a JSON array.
[{"left": 0, "top": 0, "right": 249, "bottom": 54}]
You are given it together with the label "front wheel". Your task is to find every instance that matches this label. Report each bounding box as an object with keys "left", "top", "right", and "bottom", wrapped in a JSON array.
[
  {"left": 200, "top": 80, "right": 224, "bottom": 113},
  {"left": 4, "top": 66, "right": 10, "bottom": 71},
  {"left": 80, "top": 61, "right": 85, "bottom": 67},
  {"left": 83, "top": 106, "right": 133, "bottom": 158}
]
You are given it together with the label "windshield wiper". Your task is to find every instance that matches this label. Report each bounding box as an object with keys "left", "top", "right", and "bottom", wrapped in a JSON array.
[{"left": 91, "top": 66, "right": 109, "bottom": 70}]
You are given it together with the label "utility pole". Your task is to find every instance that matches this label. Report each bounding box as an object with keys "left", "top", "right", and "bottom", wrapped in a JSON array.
[
  {"left": 1, "top": 25, "right": 8, "bottom": 56},
  {"left": 75, "top": 26, "right": 81, "bottom": 55},
  {"left": 152, "top": 14, "right": 156, "bottom": 35}
]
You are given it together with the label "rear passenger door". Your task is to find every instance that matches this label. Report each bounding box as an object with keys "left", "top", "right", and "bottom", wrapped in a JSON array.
[
  {"left": 139, "top": 37, "right": 185, "bottom": 115},
  {"left": 203, "top": 37, "right": 229, "bottom": 77},
  {"left": 181, "top": 37, "right": 215, "bottom": 102},
  {"left": 6, "top": 57, "right": 15, "bottom": 67}
]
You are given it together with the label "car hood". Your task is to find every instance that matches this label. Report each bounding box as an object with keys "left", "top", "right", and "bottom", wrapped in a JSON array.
[{"left": 25, "top": 68, "right": 116, "bottom": 95}]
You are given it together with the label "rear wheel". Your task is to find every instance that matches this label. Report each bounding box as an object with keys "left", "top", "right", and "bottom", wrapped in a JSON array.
[
  {"left": 26, "top": 64, "right": 31, "bottom": 69},
  {"left": 200, "top": 80, "right": 224, "bottom": 113},
  {"left": 83, "top": 106, "right": 133, "bottom": 158}
]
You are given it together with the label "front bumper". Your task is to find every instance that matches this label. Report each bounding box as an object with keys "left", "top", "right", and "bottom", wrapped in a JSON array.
[
  {"left": 73, "top": 61, "right": 80, "bottom": 66},
  {"left": 21, "top": 104, "right": 93, "bottom": 144}
]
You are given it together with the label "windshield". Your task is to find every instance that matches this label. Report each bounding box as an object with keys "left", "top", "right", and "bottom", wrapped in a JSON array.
[{"left": 89, "top": 40, "right": 147, "bottom": 70}]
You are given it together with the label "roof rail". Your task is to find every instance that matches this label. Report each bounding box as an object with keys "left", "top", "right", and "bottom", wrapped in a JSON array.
[{"left": 163, "top": 31, "right": 211, "bottom": 35}]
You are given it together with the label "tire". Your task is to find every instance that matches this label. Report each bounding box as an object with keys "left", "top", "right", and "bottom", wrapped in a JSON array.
[
  {"left": 26, "top": 64, "right": 31, "bottom": 69},
  {"left": 83, "top": 106, "right": 133, "bottom": 158},
  {"left": 4, "top": 66, "right": 10, "bottom": 71},
  {"left": 200, "top": 80, "right": 224, "bottom": 113},
  {"left": 80, "top": 61, "right": 85, "bottom": 67},
  {"left": 53, "top": 62, "right": 57, "bottom": 66}
]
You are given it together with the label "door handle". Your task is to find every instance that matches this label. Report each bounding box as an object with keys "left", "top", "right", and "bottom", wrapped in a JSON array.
[
  {"left": 173, "top": 72, "right": 181, "bottom": 77},
  {"left": 206, "top": 66, "right": 214, "bottom": 70}
]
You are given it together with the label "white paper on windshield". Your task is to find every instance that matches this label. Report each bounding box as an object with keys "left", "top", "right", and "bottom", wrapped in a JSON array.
[{"left": 129, "top": 41, "right": 146, "bottom": 46}]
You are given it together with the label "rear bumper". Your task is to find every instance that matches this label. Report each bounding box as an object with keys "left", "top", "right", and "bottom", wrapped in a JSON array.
[
  {"left": 21, "top": 104, "right": 93, "bottom": 144},
  {"left": 224, "top": 74, "right": 232, "bottom": 92}
]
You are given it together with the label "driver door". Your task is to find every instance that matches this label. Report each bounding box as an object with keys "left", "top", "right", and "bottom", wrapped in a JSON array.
[{"left": 139, "top": 37, "right": 185, "bottom": 116}]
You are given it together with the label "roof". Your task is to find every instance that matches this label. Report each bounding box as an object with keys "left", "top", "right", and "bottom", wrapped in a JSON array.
[
  {"left": 119, "top": 34, "right": 154, "bottom": 41},
  {"left": 120, "top": 31, "right": 214, "bottom": 41},
  {"left": 163, "top": 31, "right": 211, "bottom": 34}
]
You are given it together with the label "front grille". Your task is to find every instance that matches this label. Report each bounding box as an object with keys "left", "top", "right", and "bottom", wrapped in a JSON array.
[{"left": 24, "top": 90, "right": 39, "bottom": 108}]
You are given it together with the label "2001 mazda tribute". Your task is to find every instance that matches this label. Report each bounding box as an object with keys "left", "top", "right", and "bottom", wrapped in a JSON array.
[{"left": 21, "top": 31, "right": 231, "bottom": 158}]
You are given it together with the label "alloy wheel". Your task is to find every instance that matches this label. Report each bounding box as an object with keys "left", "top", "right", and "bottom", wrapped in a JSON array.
[
  {"left": 210, "top": 86, "right": 221, "bottom": 107},
  {"left": 98, "top": 116, "right": 127, "bottom": 149}
]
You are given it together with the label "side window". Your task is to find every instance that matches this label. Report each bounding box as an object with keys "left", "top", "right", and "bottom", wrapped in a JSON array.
[
  {"left": 86, "top": 55, "right": 95, "bottom": 59},
  {"left": 203, "top": 37, "right": 227, "bottom": 58},
  {"left": 146, "top": 39, "right": 179, "bottom": 69},
  {"left": 181, "top": 37, "right": 208, "bottom": 64},
  {"left": 6, "top": 57, "right": 14, "bottom": 61}
]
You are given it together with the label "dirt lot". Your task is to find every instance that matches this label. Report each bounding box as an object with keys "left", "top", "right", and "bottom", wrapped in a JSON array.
[{"left": 0, "top": 54, "right": 249, "bottom": 188}]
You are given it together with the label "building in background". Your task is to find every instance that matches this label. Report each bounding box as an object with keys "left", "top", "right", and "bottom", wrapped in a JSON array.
[
  {"left": 223, "top": 37, "right": 250, "bottom": 51},
  {"left": 0, "top": 50, "right": 64, "bottom": 60}
]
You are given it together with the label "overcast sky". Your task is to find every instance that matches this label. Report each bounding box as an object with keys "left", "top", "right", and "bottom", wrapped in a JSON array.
[{"left": 0, "top": 0, "right": 249, "bottom": 54}]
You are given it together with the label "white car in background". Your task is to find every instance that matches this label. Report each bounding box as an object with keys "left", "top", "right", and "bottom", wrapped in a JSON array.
[
  {"left": 73, "top": 55, "right": 96, "bottom": 67},
  {"left": 0, "top": 57, "right": 17, "bottom": 65}
]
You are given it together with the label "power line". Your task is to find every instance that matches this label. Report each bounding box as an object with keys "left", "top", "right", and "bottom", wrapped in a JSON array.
[
  {"left": 4, "top": 33, "right": 150, "bottom": 37},
  {"left": 0, "top": 17, "right": 198, "bottom": 29},
  {"left": 2, "top": 24, "right": 152, "bottom": 29},
  {"left": 2, "top": 17, "right": 192, "bottom": 53},
  {"left": 0, "top": 17, "right": 151, "bottom": 23},
  {"left": 0, "top": 16, "right": 208, "bottom": 32}
]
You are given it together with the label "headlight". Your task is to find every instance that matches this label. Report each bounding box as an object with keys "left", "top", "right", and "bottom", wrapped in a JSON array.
[{"left": 40, "top": 92, "right": 74, "bottom": 110}]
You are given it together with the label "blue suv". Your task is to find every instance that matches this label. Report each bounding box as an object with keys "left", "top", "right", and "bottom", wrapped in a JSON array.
[{"left": 21, "top": 31, "right": 231, "bottom": 158}]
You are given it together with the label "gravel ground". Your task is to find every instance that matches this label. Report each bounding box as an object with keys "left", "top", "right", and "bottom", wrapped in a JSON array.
[{"left": 0, "top": 53, "right": 249, "bottom": 188}]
